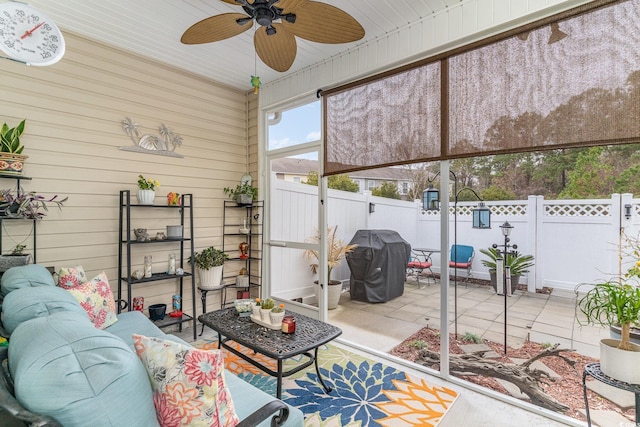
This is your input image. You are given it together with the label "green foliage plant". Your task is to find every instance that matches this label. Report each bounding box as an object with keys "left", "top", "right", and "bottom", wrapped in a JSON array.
[
  {"left": 0, "top": 119, "right": 26, "bottom": 154},
  {"left": 261, "top": 298, "right": 275, "bottom": 310},
  {"left": 0, "top": 189, "right": 67, "bottom": 219},
  {"left": 271, "top": 303, "right": 284, "bottom": 313},
  {"left": 304, "top": 171, "right": 359, "bottom": 192},
  {"left": 371, "top": 181, "right": 401, "bottom": 199},
  {"left": 137, "top": 175, "right": 160, "bottom": 191},
  {"left": 461, "top": 331, "right": 483, "bottom": 344},
  {"left": 188, "top": 247, "right": 228, "bottom": 270},
  {"left": 577, "top": 233, "right": 640, "bottom": 351},
  {"left": 479, "top": 247, "right": 535, "bottom": 276},
  {"left": 223, "top": 182, "right": 258, "bottom": 200},
  {"left": 408, "top": 340, "right": 429, "bottom": 349}
]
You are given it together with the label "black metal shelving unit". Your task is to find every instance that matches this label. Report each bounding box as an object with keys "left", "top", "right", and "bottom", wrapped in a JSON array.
[
  {"left": 221, "top": 200, "right": 263, "bottom": 304},
  {"left": 117, "top": 190, "right": 196, "bottom": 340}
]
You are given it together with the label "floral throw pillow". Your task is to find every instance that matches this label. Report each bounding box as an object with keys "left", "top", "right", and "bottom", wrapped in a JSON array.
[
  {"left": 133, "top": 334, "right": 239, "bottom": 427},
  {"left": 57, "top": 265, "right": 89, "bottom": 289},
  {"left": 64, "top": 272, "right": 117, "bottom": 329}
]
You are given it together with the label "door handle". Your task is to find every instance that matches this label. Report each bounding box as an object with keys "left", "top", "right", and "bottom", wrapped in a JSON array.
[{"left": 269, "top": 241, "right": 287, "bottom": 247}]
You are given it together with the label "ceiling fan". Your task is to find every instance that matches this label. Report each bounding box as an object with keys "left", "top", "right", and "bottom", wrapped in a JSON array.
[{"left": 181, "top": 0, "right": 365, "bottom": 72}]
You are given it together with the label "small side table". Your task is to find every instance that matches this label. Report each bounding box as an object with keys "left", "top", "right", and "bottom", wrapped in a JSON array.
[
  {"left": 582, "top": 362, "right": 640, "bottom": 426},
  {"left": 198, "top": 286, "right": 227, "bottom": 336}
]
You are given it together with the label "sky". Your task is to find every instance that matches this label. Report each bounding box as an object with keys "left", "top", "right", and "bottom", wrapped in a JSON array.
[{"left": 268, "top": 101, "right": 320, "bottom": 158}]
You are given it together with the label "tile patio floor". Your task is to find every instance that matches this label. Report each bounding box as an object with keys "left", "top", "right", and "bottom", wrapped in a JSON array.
[{"left": 329, "top": 277, "right": 608, "bottom": 358}]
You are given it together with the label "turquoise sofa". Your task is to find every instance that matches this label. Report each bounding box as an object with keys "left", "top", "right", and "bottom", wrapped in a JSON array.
[{"left": 0, "top": 265, "right": 303, "bottom": 427}]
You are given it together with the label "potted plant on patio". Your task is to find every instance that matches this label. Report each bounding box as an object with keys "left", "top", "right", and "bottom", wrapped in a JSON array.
[
  {"left": 188, "top": 246, "right": 228, "bottom": 291},
  {"left": 480, "top": 247, "right": 534, "bottom": 293},
  {"left": 224, "top": 182, "right": 258, "bottom": 206},
  {"left": 304, "top": 226, "right": 357, "bottom": 309},
  {"left": 576, "top": 236, "right": 640, "bottom": 384}
]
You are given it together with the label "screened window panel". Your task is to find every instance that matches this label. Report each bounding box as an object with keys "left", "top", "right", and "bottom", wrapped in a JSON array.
[
  {"left": 450, "top": 0, "right": 640, "bottom": 155},
  {"left": 324, "top": 63, "right": 441, "bottom": 175},
  {"left": 324, "top": 0, "right": 640, "bottom": 175}
]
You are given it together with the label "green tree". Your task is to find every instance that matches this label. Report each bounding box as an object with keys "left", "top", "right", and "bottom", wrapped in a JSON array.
[
  {"left": 371, "top": 181, "right": 401, "bottom": 199},
  {"left": 560, "top": 147, "right": 614, "bottom": 198},
  {"left": 304, "top": 171, "right": 359, "bottom": 192},
  {"left": 481, "top": 185, "right": 516, "bottom": 201}
]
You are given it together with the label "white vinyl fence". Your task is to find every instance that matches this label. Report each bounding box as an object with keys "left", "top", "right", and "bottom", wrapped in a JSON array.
[{"left": 270, "top": 180, "right": 640, "bottom": 300}]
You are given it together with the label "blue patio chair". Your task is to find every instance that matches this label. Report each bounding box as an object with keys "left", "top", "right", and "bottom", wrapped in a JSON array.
[
  {"left": 407, "top": 251, "right": 434, "bottom": 288},
  {"left": 449, "top": 244, "right": 474, "bottom": 286}
]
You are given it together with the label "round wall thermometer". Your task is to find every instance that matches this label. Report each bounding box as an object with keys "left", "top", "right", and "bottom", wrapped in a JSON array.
[{"left": 0, "top": 2, "right": 65, "bottom": 66}]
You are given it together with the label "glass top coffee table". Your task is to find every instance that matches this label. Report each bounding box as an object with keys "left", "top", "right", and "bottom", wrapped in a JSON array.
[{"left": 199, "top": 307, "right": 342, "bottom": 398}]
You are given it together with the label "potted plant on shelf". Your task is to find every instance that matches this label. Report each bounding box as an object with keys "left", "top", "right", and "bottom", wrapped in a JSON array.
[
  {"left": 224, "top": 182, "right": 258, "bottom": 206},
  {"left": 576, "top": 233, "right": 640, "bottom": 383},
  {"left": 0, "top": 119, "right": 27, "bottom": 175},
  {"left": 577, "top": 278, "right": 640, "bottom": 384},
  {"left": 137, "top": 174, "right": 160, "bottom": 205},
  {"left": 0, "top": 244, "right": 31, "bottom": 272},
  {"left": 304, "top": 226, "right": 358, "bottom": 310},
  {"left": 479, "top": 247, "right": 534, "bottom": 293},
  {"left": 0, "top": 189, "right": 67, "bottom": 219},
  {"left": 188, "top": 246, "right": 228, "bottom": 291}
]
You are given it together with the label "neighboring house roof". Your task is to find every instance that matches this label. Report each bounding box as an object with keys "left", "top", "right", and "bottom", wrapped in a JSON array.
[{"left": 271, "top": 158, "right": 413, "bottom": 181}]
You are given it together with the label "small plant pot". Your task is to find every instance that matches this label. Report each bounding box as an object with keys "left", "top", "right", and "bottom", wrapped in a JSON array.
[
  {"left": 251, "top": 305, "right": 261, "bottom": 318},
  {"left": 489, "top": 271, "right": 520, "bottom": 294},
  {"left": 0, "top": 254, "right": 31, "bottom": 272},
  {"left": 148, "top": 304, "right": 167, "bottom": 321},
  {"left": 270, "top": 311, "right": 285, "bottom": 325},
  {"left": 166, "top": 225, "right": 183, "bottom": 239},
  {"left": 260, "top": 308, "right": 271, "bottom": 321},
  {"left": 235, "top": 194, "right": 253, "bottom": 206},
  {"left": 0, "top": 153, "right": 27, "bottom": 176},
  {"left": 600, "top": 338, "right": 640, "bottom": 383}
]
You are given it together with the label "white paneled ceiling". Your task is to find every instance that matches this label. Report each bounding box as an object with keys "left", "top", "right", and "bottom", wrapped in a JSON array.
[{"left": 24, "top": 0, "right": 464, "bottom": 91}]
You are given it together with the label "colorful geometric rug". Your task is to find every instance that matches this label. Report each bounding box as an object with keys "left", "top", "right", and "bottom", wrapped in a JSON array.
[{"left": 196, "top": 340, "right": 458, "bottom": 427}]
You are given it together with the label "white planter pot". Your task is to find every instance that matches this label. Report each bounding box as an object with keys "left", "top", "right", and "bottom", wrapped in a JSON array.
[
  {"left": 197, "top": 265, "right": 223, "bottom": 290},
  {"left": 600, "top": 338, "right": 640, "bottom": 383},
  {"left": 314, "top": 280, "right": 342, "bottom": 310},
  {"left": 260, "top": 308, "right": 271, "bottom": 321},
  {"left": 269, "top": 311, "right": 285, "bottom": 325},
  {"left": 137, "top": 189, "right": 155, "bottom": 205}
]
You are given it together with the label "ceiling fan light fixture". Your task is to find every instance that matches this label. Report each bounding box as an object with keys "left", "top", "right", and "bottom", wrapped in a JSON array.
[{"left": 255, "top": 8, "right": 275, "bottom": 27}]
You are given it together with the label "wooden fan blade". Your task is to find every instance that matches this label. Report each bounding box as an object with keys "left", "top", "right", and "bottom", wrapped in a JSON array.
[
  {"left": 254, "top": 24, "right": 297, "bottom": 72},
  {"left": 281, "top": 1, "right": 364, "bottom": 44},
  {"left": 219, "top": 0, "right": 254, "bottom": 4},
  {"left": 277, "top": 0, "right": 308, "bottom": 13},
  {"left": 181, "top": 13, "right": 252, "bottom": 44}
]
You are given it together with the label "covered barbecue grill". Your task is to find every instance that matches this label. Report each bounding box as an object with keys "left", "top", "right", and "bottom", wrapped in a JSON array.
[{"left": 346, "top": 229, "right": 411, "bottom": 303}]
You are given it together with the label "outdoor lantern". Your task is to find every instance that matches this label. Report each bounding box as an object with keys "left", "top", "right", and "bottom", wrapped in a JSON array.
[
  {"left": 499, "top": 221, "right": 513, "bottom": 237},
  {"left": 472, "top": 202, "right": 491, "bottom": 229},
  {"left": 423, "top": 186, "right": 439, "bottom": 211}
]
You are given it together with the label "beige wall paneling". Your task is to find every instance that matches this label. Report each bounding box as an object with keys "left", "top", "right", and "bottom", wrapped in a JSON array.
[{"left": 0, "top": 31, "right": 249, "bottom": 317}]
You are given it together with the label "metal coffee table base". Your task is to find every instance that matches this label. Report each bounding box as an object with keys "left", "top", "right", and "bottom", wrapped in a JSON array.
[
  {"left": 199, "top": 308, "right": 342, "bottom": 399},
  {"left": 216, "top": 335, "right": 331, "bottom": 399}
]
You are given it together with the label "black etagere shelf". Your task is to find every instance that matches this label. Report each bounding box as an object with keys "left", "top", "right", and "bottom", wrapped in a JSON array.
[{"left": 117, "top": 190, "right": 197, "bottom": 339}]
